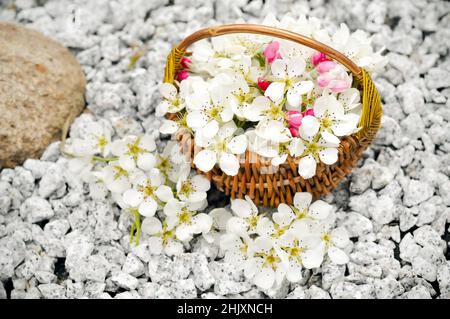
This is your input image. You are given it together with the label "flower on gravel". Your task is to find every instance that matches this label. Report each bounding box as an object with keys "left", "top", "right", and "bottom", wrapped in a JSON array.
[
  {"left": 67, "top": 121, "right": 113, "bottom": 158},
  {"left": 122, "top": 168, "right": 173, "bottom": 217},
  {"left": 176, "top": 174, "right": 211, "bottom": 204},
  {"left": 155, "top": 141, "right": 190, "bottom": 183},
  {"left": 305, "top": 224, "right": 350, "bottom": 265},
  {"left": 141, "top": 216, "right": 184, "bottom": 256},
  {"left": 193, "top": 122, "right": 247, "bottom": 176},
  {"left": 111, "top": 135, "right": 157, "bottom": 171},
  {"left": 220, "top": 233, "right": 253, "bottom": 268},
  {"left": 278, "top": 192, "right": 331, "bottom": 226},
  {"left": 226, "top": 196, "right": 264, "bottom": 235},
  {"left": 243, "top": 237, "right": 285, "bottom": 290},
  {"left": 94, "top": 162, "right": 131, "bottom": 194},
  {"left": 164, "top": 198, "right": 213, "bottom": 242}
]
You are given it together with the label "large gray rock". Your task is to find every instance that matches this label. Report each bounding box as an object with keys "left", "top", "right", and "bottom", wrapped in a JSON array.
[{"left": 0, "top": 22, "right": 85, "bottom": 168}]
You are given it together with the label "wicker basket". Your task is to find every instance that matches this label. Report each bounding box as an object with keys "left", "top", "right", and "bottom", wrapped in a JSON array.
[{"left": 163, "top": 24, "right": 382, "bottom": 207}]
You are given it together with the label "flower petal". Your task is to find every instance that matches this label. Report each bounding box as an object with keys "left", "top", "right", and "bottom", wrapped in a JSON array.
[
  {"left": 253, "top": 266, "right": 275, "bottom": 290},
  {"left": 141, "top": 216, "right": 162, "bottom": 235},
  {"left": 230, "top": 198, "right": 252, "bottom": 218},
  {"left": 308, "top": 200, "right": 331, "bottom": 220},
  {"left": 201, "top": 120, "right": 219, "bottom": 139},
  {"left": 265, "top": 82, "right": 286, "bottom": 103},
  {"left": 293, "top": 192, "right": 312, "bottom": 211},
  {"left": 320, "top": 131, "right": 340, "bottom": 146},
  {"left": 271, "top": 59, "right": 287, "bottom": 78},
  {"left": 193, "top": 150, "right": 217, "bottom": 173},
  {"left": 186, "top": 110, "right": 208, "bottom": 129},
  {"left": 287, "top": 57, "right": 306, "bottom": 78},
  {"left": 159, "top": 83, "right": 177, "bottom": 100},
  {"left": 219, "top": 153, "right": 240, "bottom": 176},
  {"left": 273, "top": 203, "right": 295, "bottom": 227},
  {"left": 298, "top": 154, "right": 316, "bottom": 179},
  {"left": 123, "top": 188, "right": 143, "bottom": 207},
  {"left": 159, "top": 120, "right": 179, "bottom": 135},
  {"left": 318, "top": 148, "right": 338, "bottom": 165},
  {"left": 139, "top": 135, "right": 156, "bottom": 152},
  {"left": 138, "top": 199, "right": 158, "bottom": 217},
  {"left": 227, "top": 135, "right": 247, "bottom": 154},
  {"left": 119, "top": 155, "right": 136, "bottom": 171},
  {"left": 330, "top": 227, "right": 350, "bottom": 248},
  {"left": 301, "top": 247, "right": 325, "bottom": 269},
  {"left": 191, "top": 175, "right": 211, "bottom": 192},
  {"left": 298, "top": 115, "right": 320, "bottom": 139},
  {"left": 218, "top": 121, "right": 238, "bottom": 139},
  {"left": 192, "top": 213, "right": 213, "bottom": 234},
  {"left": 137, "top": 152, "right": 156, "bottom": 171},
  {"left": 155, "top": 185, "right": 174, "bottom": 202}
]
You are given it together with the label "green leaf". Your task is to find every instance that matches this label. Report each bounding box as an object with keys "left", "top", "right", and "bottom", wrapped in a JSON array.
[{"left": 254, "top": 52, "right": 266, "bottom": 68}]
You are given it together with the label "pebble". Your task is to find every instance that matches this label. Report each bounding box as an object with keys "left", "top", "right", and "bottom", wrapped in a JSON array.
[
  {"left": 1, "top": 0, "right": 449, "bottom": 301},
  {"left": 20, "top": 197, "right": 54, "bottom": 223},
  {"left": 110, "top": 271, "right": 139, "bottom": 291},
  {"left": 122, "top": 254, "right": 145, "bottom": 277},
  {"left": 403, "top": 180, "right": 434, "bottom": 207},
  {"left": 38, "top": 284, "right": 66, "bottom": 299}
]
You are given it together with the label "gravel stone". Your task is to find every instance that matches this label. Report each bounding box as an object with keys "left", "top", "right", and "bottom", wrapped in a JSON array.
[
  {"left": 1, "top": 0, "right": 449, "bottom": 300},
  {"left": 20, "top": 197, "right": 54, "bottom": 223}
]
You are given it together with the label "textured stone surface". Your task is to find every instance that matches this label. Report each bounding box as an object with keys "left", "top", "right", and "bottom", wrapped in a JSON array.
[
  {"left": 0, "top": 22, "right": 85, "bottom": 168},
  {"left": 0, "top": 0, "right": 449, "bottom": 300}
]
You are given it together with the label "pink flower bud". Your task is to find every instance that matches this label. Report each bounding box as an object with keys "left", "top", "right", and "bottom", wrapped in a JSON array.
[
  {"left": 177, "top": 70, "right": 189, "bottom": 81},
  {"left": 317, "top": 61, "right": 337, "bottom": 74},
  {"left": 257, "top": 77, "right": 270, "bottom": 91},
  {"left": 329, "top": 80, "right": 351, "bottom": 93},
  {"left": 303, "top": 109, "right": 315, "bottom": 117},
  {"left": 317, "top": 75, "right": 331, "bottom": 88},
  {"left": 311, "top": 52, "right": 329, "bottom": 66},
  {"left": 263, "top": 41, "right": 281, "bottom": 64},
  {"left": 287, "top": 110, "right": 303, "bottom": 128},
  {"left": 181, "top": 57, "right": 192, "bottom": 69},
  {"left": 289, "top": 127, "right": 300, "bottom": 137}
]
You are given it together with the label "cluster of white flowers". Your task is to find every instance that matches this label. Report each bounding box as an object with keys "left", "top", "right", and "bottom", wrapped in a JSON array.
[
  {"left": 157, "top": 14, "right": 386, "bottom": 179},
  {"left": 217, "top": 193, "right": 350, "bottom": 290},
  {"left": 65, "top": 119, "right": 212, "bottom": 251},
  {"left": 64, "top": 117, "right": 350, "bottom": 290}
]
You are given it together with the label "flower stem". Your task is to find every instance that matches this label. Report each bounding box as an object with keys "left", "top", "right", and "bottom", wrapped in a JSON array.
[
  {"left": 132, "top": 209, "right": 141, "bottom": 246},
  {"left": 92, "top": 156, "right": 119, "bottom": 162}
]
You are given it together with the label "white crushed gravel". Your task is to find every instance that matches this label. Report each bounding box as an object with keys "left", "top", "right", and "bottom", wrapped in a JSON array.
[{"left": 0, "top": 0, "right": 450, "bottom": 299}]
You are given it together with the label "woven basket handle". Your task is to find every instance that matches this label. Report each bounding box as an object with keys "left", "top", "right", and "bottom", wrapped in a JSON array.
[{"left": 171, "top": 24, "right": 362, "bottom": 78}]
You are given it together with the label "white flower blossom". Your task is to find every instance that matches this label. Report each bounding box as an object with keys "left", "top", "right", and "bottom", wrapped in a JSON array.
[
  {"left": 163, "top": 198, "right": 213, "bottom": 242},
  {"left": 122, "top": 168, "right": 173, "bottom": 217},
  {"left": 264, "top": 57, "right": 314, "bottom": 107},
  {"left": 111, "top": 135, "right": 156, "bottom": 171},
  {"left": 193, "top": 122, "right": 247, "bottom": 176},
  {"left": 141, "top": 216, "right": 184, "bottom": 256},
  {"left": 227, "top": 196, "right": 265, "bottom": 235}
]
